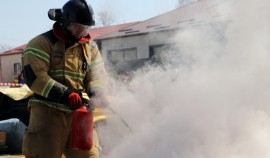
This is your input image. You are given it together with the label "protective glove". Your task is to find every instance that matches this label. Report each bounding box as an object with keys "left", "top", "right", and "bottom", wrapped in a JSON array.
[{"left": 68, "top": 92, "right": 83, "bottom": 110}]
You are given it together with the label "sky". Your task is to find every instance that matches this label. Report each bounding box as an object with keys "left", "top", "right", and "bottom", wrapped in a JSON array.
[{"left": 0, "top": 0, "right": 179, "bottom": 48}]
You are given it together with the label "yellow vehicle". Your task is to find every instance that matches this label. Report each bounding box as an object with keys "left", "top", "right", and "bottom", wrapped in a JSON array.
[{"left": 0, "top": 85, "right": 107, "bottom": 158}]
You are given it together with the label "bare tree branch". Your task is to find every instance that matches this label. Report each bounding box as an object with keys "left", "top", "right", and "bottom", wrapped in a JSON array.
[
  {"left": 0, "top": 44, "right": 12, "bottom": 53},
  {"left": 97, "top": 10, "right": 115, "bottom": 27},
  {"left": 178, "top": 0, "right": 198, "bottom": 7}
]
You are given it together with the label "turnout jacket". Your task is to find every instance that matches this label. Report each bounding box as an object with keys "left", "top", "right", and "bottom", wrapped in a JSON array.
[{"left": 22, "top": 23, "right": 107, "bottom": 112}]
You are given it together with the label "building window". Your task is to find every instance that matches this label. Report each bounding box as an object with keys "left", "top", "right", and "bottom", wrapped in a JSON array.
[
  {"left": 14, "top": 63, "right": 21, "bottom": 76},
  {"left": 149, "top": 45, "right": 168, "bottom": 62},
  {"left": 149, "top": 44, "right": 177, "bottom": 64},
  {"left": 109, "top": 48, "right": 137, "bottom": 62}
]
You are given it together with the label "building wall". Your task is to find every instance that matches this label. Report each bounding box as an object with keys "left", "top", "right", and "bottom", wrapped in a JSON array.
[
  {"left": 0, "top": 53, "right": 22, "bottom": 83},
  {"left": 100, "top": 30, "right": 176, "bottom": 62}
]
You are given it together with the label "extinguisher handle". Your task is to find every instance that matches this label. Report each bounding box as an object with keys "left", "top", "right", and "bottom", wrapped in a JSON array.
[{"left": 83, "top": 98, "right": 95, "bottom": 111}]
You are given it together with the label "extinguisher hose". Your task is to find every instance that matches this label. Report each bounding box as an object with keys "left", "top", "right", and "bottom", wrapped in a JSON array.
[
  {"left": 83, "top": 97, "right": 132, "bottom": 132},
  {"left": 107, "top": 106, "right": 132, "bottom": 132}
]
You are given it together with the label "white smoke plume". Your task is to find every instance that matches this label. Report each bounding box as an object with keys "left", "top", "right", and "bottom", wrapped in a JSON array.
[{"left": 98, "top": 0, "right": 270, "bottom": 157}]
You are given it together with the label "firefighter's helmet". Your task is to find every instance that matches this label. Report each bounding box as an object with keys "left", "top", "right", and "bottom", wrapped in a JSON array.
[{"left": 48, "top": 0, "right": 95, "bottom": 27}]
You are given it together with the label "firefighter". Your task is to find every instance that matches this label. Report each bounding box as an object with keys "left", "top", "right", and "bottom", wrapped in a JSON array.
[{"left": 21, "top": 0, "right": 108, "bottom": 158}]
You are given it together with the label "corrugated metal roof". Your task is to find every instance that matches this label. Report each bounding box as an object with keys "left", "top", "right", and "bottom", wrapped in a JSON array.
[
  {"left": 0, "top": 44, "right": 26, "bottom": 56},
  {"left": 90, "top": 22, "right": 140, "bottom": 39},
  {"left": 0, "top": 22, "right": 139, "bottom": 56},
  {"left": 98, "top": 0, "right": 220, "bottom": 39}
]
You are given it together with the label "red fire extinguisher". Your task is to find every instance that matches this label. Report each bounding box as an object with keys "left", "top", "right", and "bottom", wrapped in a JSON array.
[{"left": 72, "top": 105, "right": 94, "bottom": 150}]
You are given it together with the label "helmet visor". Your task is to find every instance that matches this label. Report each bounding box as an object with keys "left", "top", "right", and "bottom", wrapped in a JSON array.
[{"left": 67, "top": 23, "right": 91, "bottom": 39}]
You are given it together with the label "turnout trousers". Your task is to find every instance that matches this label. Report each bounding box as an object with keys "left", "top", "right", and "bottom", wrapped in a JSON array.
[{"left": 22, "top": 104, "right": 99, "bottom": 158}]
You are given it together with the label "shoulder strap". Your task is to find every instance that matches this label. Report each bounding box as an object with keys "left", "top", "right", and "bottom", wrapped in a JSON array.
[
  {"left": 41, "top": 30, "right": 65, "bottom": 75},
  {"left": 41, "top": 30, "right": 58, "bottom": 45}
]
